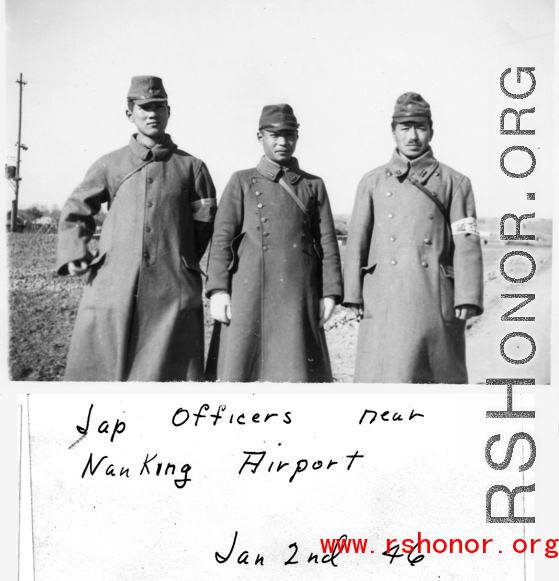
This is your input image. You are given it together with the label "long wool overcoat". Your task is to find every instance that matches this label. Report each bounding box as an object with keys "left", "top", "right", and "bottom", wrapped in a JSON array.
[
  {"left": 343, "top": 148, "right": 483, "bottom": 384},
  {"left": 205, "top": 156, "right": 343, "bottom": 382},
  {"left": 57, "top": 135, "right": 216, "bottom": 381}
]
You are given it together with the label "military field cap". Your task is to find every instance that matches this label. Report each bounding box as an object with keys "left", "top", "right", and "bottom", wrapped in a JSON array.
[
  {"left": 392, "top": 92, "right": 431, "bottom": 123},
  {"left": 127, "top": 76, "right": 168, "bottom": 105},
  {"left": 259, "top": 103, "right": 299, "bottom": 131}
]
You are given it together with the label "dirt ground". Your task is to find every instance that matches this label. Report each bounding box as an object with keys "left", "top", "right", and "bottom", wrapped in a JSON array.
[
  {"left": 326, "top": 242, "right": 552, "bottom": 384},
  {"left": 7, "top": 235, "right": 552, "bottom": 383},
  {"left": 465, "top": 243, "right": 551, "bottom": 384}
]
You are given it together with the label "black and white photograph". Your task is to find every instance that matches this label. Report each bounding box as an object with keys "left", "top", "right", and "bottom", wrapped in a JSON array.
[
  {"left": 1, "top": 0, "right": 557, "bottom": 579},
  {"left": 3, "top": 0, "right": 554, "bottom": 385}
]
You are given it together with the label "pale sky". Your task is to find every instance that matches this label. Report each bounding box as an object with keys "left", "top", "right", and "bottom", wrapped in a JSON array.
[{"left": 4, "top": 0, "right": 555, "bottom": 217}]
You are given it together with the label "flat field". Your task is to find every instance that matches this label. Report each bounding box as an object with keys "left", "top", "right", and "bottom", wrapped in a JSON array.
[{"left": 7, "top": 232, "right": 552, "bottom": 383}]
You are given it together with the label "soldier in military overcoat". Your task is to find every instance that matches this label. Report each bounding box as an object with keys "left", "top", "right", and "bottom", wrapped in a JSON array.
[
  {"left": 57, "top": 76, "right": 216, "bottom": 381},
  {"left": 344, "top": 93, "right": 483, "bottom": 383},
  {"left": 206, "top": 104, "right": 342, "bottom": 382}
]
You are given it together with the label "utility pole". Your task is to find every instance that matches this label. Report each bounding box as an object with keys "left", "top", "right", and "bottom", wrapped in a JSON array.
[{"left": 11, "top": 73, "right": 27, "bottom": 233}]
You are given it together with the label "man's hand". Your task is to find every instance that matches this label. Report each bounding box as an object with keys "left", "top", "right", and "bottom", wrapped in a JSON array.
[
  {"left": 455, "top": 304, "right": 479, "bottom": 321},
  {"left": 68, "top": 260, "right": 90, "bottom": 276},
  {"left": 318, "top": 297, "right": 336, "bottom": 328},
  {"left": 210, "top": 292, "right": 232, "bottom": 324},
  {"left": 346, "top": 302, "right": 364, "bottom": 321}
]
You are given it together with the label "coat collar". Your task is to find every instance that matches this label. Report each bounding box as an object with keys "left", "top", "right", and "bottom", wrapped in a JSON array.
[
  {"left": 387, "top": 147, "right": 439, "bottom": 184},
  {"left": 256, "top": 156, "right": 303, "bottom": 184},
  {"left": 129, "top": 134, "right": 177, "bottom": 161}
]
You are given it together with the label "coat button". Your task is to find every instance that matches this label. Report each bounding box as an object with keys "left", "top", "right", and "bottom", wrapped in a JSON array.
[
  {"left": 428, "top": 214, "right": 434, "bottom": 220},
  {"left": 423, "top": 238, "right": 431, "bottom": 244},
  {"left": 262, "top": 245, "right": 269, "bottom": 251},
  {"left": 386, "top": 171, "right": 392, "bottom": 177},
  {"left": 421, "top": 261, "right": 428, "bottom": 267},
  {"left": 390, "top": 236, "right": 396, "bottom": 242},
  {"left": 264, "top": 232, "right": 270, "bottom": 237},
  {"left": 145, "top": 226, "right": 151, "bottom": 233},
  {"left": 261, "top": 217, "right": 267, "bottom": 223},
  {"left": 386, "top": 191, "right": 392, "bottom": 197},
  {"left": 391, "top": 259, "right": 397, "bottom": 265},
  {"left": 257, "top": 203, "right": 263, "bottom": 208},
  {"left": 255, "top": 191, "right": 261, "bottom": 196},
  {"left": 144, "top": 252, "right": 150, "bottom": 259},
  {"left": 146, "top": 201, "right": 153, "bottom": 207},
  {"left": 435, "top": 172, "right": 440, "bottom": 176},
  {"left": 432, "top": 192, "right": 438, "bottom": 198},
  {"left": 147, "top": 177, "right": 154, "bottom": 184},
  {"left": 388, "top": 213, "right": 394, "bottom": 219}
]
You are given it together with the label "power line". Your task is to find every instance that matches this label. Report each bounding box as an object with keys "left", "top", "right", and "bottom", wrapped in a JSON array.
[{"left": 9, "top": 74, "right": 27, "bottom": 233}]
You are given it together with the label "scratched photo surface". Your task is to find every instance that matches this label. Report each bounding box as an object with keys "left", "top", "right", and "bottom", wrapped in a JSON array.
[
  {"left": 22, "top": 394, "right": 541, "bottom": 581},
  {"left": 3, "top": 0, "right": 554, "bottom": 384}
]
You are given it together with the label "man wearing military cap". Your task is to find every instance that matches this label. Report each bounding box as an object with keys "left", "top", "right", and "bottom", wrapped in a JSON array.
[
  {"left": 206, "top": 104, "right": 342, "bottom": 382},
  {"left": 57, "top": 76, "right": 216, "bottom": 381},
  {"left": 344, "top": 92, "right": 483, "bottom": 383}
]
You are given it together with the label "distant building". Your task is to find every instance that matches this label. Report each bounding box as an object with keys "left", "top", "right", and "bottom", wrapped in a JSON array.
[
  {"left": 33, "top": 216, "right": 58, "bottom": 234},
  {"left": 5, "top": 213, "right": 27, "bottom": 233}
]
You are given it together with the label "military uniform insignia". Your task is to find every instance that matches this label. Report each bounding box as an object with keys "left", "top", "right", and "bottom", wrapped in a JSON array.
[
  {"left": 451, "top": 217, "right": 480, "bottom": 236},
  {"left": 190, "top": 198, "right": 217, "bottom": 222}
]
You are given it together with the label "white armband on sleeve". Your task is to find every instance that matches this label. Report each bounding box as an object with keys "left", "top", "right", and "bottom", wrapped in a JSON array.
[
  {"left": 190, "top": 198, "right": 217, "bottom": 222},
  {"left": 451, "top": 217, "right": 479, "bottom": 237}
]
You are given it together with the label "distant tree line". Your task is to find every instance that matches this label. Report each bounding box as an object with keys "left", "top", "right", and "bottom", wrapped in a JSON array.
[{"left": 7, "top": 204, "right": 106, "bottom": 231}]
